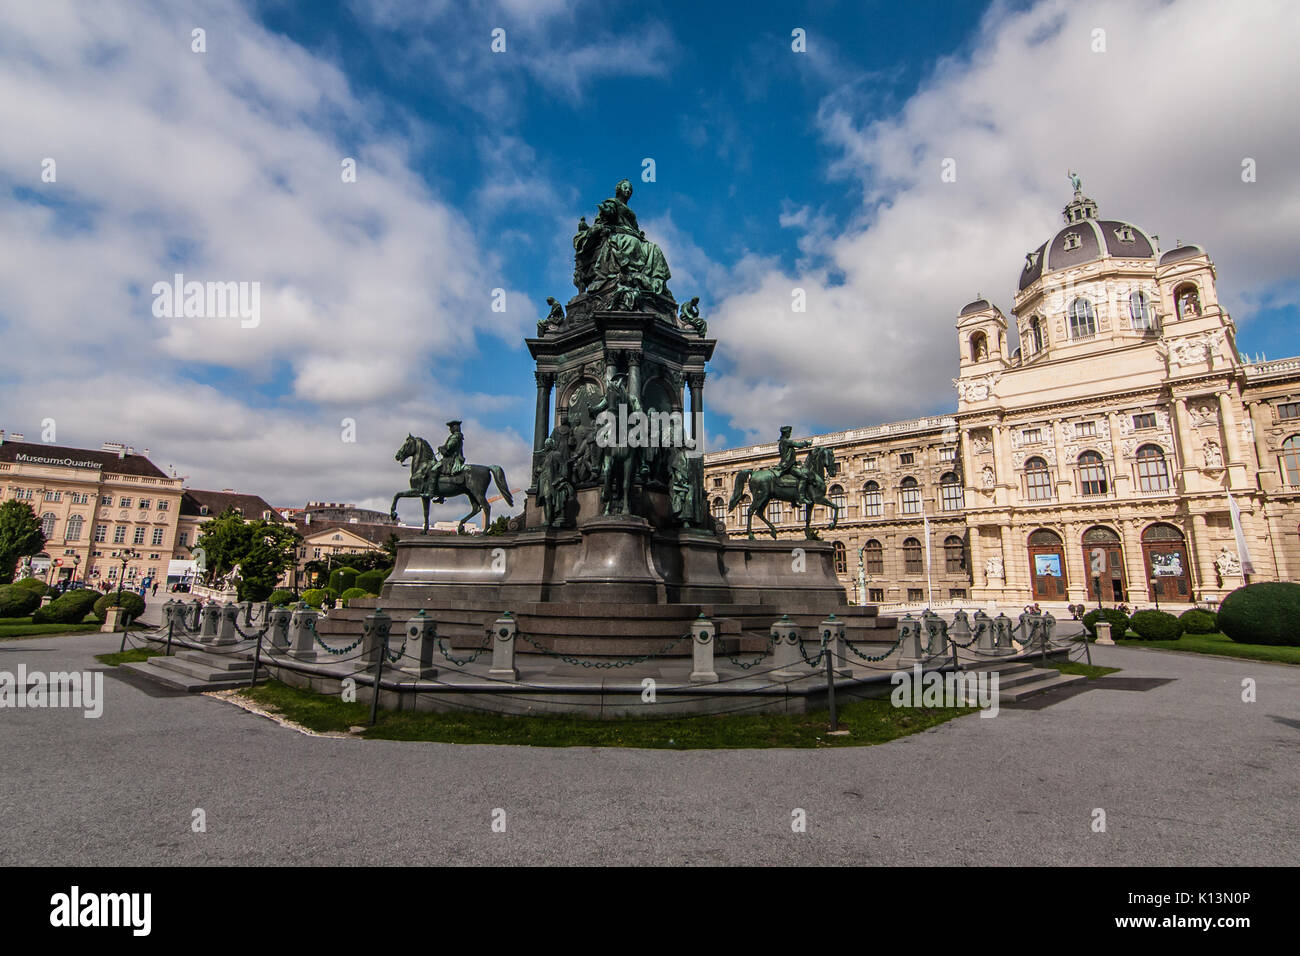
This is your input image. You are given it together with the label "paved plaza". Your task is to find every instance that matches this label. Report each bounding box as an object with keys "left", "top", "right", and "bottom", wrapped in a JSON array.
[{"left": 2, "top": 629, "right": 1296, "bottom": 866}]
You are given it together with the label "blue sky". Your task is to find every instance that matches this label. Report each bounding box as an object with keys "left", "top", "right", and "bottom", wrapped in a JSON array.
[{"left": 1, "top": 0, "right": 1297, "bottom": 514}]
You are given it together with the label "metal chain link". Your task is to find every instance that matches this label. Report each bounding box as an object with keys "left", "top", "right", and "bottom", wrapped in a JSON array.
[
  {"left": 307, "top": 616, "right": 365, "bottom": 656},
  {"left": 516, "top": 631, "right": 689, "bottom": 668}
]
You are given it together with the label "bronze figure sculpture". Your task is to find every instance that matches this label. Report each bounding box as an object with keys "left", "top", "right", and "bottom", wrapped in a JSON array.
[
  {"left": 391, "top": 431, "right": 514, "bottom": 534},
  {"left": 727, "top": 438, "right": 841, "bottom": 540}
]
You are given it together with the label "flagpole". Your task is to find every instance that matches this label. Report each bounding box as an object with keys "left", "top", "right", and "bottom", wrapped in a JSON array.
[{"left": 923, "top": 514, "right": 933, "bottom": 610}]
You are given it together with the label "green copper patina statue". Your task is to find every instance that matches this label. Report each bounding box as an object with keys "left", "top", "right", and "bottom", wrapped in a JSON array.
[
  {"left": 727, "top": 430, "right": 841, "bottom": 539},
  {"left": 589, "top": 368, "right": 640, "bottom": 516},
  {"left": 391, "top": 430, "right": 514, "bottom": 534},
  {"left": 536, "top": 437, "right": 574, "bottom": 528},
  {"left": 571, "top": 179, "right": 673, "bottom": 313}
]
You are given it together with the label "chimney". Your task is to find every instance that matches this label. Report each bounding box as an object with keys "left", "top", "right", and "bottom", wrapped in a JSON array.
[
  {"left": 11, "top": 433, "right": 25, "bottom": 442},
  {"left": 0, "top": 430, "right": 5, "bottom": 445},
  {"left": 143, "top": 447, "right": 149, "bottom": 457},
  {"left": 127, "top": 446, "right": 134, "bottom": 456}
]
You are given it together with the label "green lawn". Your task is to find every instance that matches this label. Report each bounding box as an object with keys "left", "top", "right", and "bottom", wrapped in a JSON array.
[
  {"left": 241, "top": 679, "right": 975, "bottom": 749},
  {"left": 95, "top": 648, "right": 164, "bottom": 666},
  {"left": 1041, "top": 660, "right": 1121, "bottom": 679},
  {"left": 1116, "top": 631, "right": 1300, "bottom": 665},
  {"left": 0, "top": 616, "right": 102, "bottom": 639}
]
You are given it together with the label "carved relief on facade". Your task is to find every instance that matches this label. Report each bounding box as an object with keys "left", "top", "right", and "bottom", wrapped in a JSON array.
[
  {"left": 1215, "top": 547, "right": 1241, "bottom": 580},
  {"left": 1189, "top": 401, "right": 1218, "bottom": 428},
  {"left": 971, "top": 432, "right": 992, "bottom": 456},
  {"left": 981, "top": 465, "right": 995, "bottom": 490},
  {"left": 954, "top": 372, "right": 1001, "bottom": 403},
  {"left": 1201, "top": 440, "right": 1223, "bottom": 470}
]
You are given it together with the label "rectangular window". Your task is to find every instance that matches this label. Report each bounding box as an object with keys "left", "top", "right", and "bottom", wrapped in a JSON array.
[
  {"left": 1133, "top": 413, "right": 1157, "bottom": 430},
  {"left": 941, "top": 482, "right": 964, "bottom": 511},
  {"left": 939, "top": 446, "right": 956, "bottom": 462},
  {"left": 139, "top": 498, "right": 151, "bottom": 509},
  {"left": 900, "top": 486, "right": 922, "bottom": 514},
  {"left": 101, "top": 494, "right": 113, "bottom": 506},
  {"left": 151, "top": 528, "right": 164, "bottom": 546},
  {"left": 862, "top": 456, "right": 877, "bottom": 471},
  {"left": 1278, "top": 401, "right": 1300, "bottom": 421},
  {"left": 1022, "top": 428, "right": 1042, "bottom": 444},
  {"left": 949, "top": 588, "right": 967, "bottom": 600},
  {"left": 1076, "top": 421, "right": 1097, "bottom": 437},
  {"left": 119, "top": 497, "right": 132, "bottom": 508},
  {"left": 868, "top": 588, "right": 885, "bottom": 603},
  {"left": 907, "top": 588, "right": 924, "bottom": 602},
  {"left": 899, "top": 452, "right": 915, "bottom": 465},
  {"left": 112, "top": 526, "right": 126, "bottom": 544},
  {"left": 132, "top": 528, "right": 146, "bottom": 545},
  {"left": 156, "top": 499, "right": 169, "bottom": 512},
  {"left": 178, "top": 532, "right": 188, "bottom": 547},
  {"left": 94, "top": 524, "right": 107, "bottom": 543}
]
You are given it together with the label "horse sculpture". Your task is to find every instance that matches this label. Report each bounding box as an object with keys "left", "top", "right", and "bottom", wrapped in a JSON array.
[
  {"left": 726, "top": 444, "right": 840, "bottom": 540},
  {"left": 390, "top": 434, "right": 514, "bottom": 534}
]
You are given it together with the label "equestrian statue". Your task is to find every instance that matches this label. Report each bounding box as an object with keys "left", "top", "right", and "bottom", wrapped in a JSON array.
[
  {"left": 727, "top": 427, "right": 841, "bottom": 539},
  {"left": 391, "top": 422, "right": 514, "bottom": 534}
]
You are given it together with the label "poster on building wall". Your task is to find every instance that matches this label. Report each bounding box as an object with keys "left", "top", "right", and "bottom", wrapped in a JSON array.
[
  {"left": 1151, "top": 551, "right": 1184, "bottom": 576},
  {"left": 1034, "top": 554, "right": 1062, "bottom": 577}
]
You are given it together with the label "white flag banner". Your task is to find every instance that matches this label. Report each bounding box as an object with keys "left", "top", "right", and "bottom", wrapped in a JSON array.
[
  {"left": 923, "top": 513, "right": 933, "bottom": 603},
  {"left": 1227, "top": 493, "right": 1256, "bottom": 575}
]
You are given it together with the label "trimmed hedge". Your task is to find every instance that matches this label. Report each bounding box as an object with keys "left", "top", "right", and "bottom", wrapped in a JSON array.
[
  {"left": 268, "top": 589, "right": 296, "bottom": 607},
  {"left": 93, "top": 591, "right": 146, "bottom": 623},
  {"left": 1218, "top": 582, "right": 1300, "bottom": 646},
  {"left": 339, "top": 587, "right": 368, "bottom": 607},
  {"left": 328, "top": 567, "right": 360, "bottom": 594},
  {"left": 32, "top": 588, "right": 100, "bottom": 625},
  {"left": 1178, "top": 607, "right": 1219, "bottom": 635},
  {"left": 0, "top": 584, "right": 41, "bottom": 618},
  {"left": 355, "top": 568, "right": 390, "bottom": 595},
  {"left": 301, "top": 588, "right": 329, "bottom": 609},
  {"left": 1128, "top": 609, "right": 1185, "bottom": 641},
  {"left": 1081, "top": 607, "right": 1130, "bottom": 641},
  {"left": 13, "top": 577, "right": 53, "bottom": 595}
]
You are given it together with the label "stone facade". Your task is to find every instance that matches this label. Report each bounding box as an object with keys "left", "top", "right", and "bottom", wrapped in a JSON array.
[{"left": 705, "top": 187, "right": 1300, "bottom": 608}]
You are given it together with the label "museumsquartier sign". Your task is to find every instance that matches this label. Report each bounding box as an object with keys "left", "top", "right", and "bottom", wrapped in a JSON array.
[{"left": 13, "top": 453, "right": 101, "bottom": 470}]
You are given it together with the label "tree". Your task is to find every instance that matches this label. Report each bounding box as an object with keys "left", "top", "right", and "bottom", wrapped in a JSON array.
[
  {"left": 195, "top": 508, "right": 300, "bottom": 601},
  {"left": 0, "top": 500, "right": 46, "bottom": 585},
  {"left": 485, "top": 516, "right": 509, "bottom": 536}
]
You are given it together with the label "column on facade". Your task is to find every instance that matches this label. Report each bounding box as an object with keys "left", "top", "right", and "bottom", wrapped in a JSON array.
[
  {"left": 1119, "top": 520, "right": 1147, "bottom": 604},
  {"left": 998, "top": 521, "right": 1016, "bottom": 602},
  {"left": 1106, "top": 410, "right": 1130, "bottom": 496},
  {"left": 990, "top": 423, "right": 1009, "bottom": 508},
  {"left": 1061, "top": 521, "right": 1087, "bottom": 602},
  {"left": 1216, "top": 390, "right": 1248, "bottom": 490},
  {"left": 687, "top": 373, "right": 705, "bottom": 448},
  {"left": 1171, "top": 397, "right": 1194, "bottom": 492},
  {"left": 1051, "top": 418, "right": 1072, "bottom": 502},
  {"left": 1190, "top": 512, "right": 1216, "bottom": 600},
  {"left": 1245, "top": 401, "right": 1278, "bottom": 491},
  {"left": 531, "top": 370, "right": 554, "bottom": 488}
]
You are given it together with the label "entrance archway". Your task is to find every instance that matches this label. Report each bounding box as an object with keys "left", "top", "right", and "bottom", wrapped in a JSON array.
[
  {"left": 1081, "top": 526, "right": 1126, "bottom": 603},
  {"left": 1027, "top": 529, "right": 1067, "bottom": 600},
  {"left": 1142, "top": 523, "right": 1192, "bottom": 603}
]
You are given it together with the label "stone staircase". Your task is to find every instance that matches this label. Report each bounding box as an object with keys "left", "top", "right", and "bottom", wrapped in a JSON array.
[
  {"left": 967, "top": 660, "right": 1086, "bottom": 703},
  {"left": 122, "top": 648, "right": 263, "bottom": 693}
]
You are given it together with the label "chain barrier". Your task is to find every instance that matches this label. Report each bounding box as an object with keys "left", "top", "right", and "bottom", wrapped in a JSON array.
[
  {"left": 842, "top": 632, "right": 904, "bottom": 662},
  {"left": 436, "top": 637, "right": 492, "bottom": 666},
  {"left": 516, "top": 631, "right": 689, "bottom": 669},
  {"left": 307, "top": 616, "right": 365, "bottom": 656},
  {"left": 385, "top": 636, "right": 409, "bottom": 664},
  {"left": 723, "top": 645, "right": 771, "bottom": 670},
  {"left": 796, "top": 636, "right": 826, "bottom": 670}
]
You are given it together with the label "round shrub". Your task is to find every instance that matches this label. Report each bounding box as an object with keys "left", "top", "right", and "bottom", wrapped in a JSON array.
[
  {"left": 1081, "top": 607, "right": 1130, "bottom": 641},
  {"left": 355, "top": 568, "right": 390, "bottom": 595},
  {"left": 32, "top": 588, "right": 101, "bottom": 625},
  {"left": 1128, "top": 609, "right": 1185, "bottom": 641},
  {"left": 93, "top": 591, "right": 146, "bottom": 623},
  {"left": 301, "top": 588, "right": 328, "bottom": 609},
  {"left": 339, "top": 587, "right": 368, "bottom": 607},
  {"left": 328, "top": 567, "right": 359, "bottom": 594},
  {"left": 13, "top": 577, "right": 54, "bottom": 595},
  {"left": 267, "top": 589, "right": 296, "bottom": 607},
  {"left": 0, "top": 584, "right": 40, "bottom": 618},
  {"left": 1218, "top": 582, "right": 1300, "bottom": 646},
  {"left": 1179, "top": 607, "right": 1218, "bottom": 635}
]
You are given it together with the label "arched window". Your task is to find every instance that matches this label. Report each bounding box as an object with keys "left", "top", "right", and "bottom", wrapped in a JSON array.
[
  {"left": 1281, "top": 435, "right": 1300, "bottom": 485},
  {"left": 865, "top": 539, "right": 883, "bottom": 574},
  {"left": 739, "top": 494, "right": 751, "bottom": 520},
  {"left": 769, "top": 500, "right": 787, "bottom": 524},
  {"left": 65, "top": 514, "right": 84, "bottom": 541},
  {"left": 1024, "top": 457, "right": 1052, "bottom": 501},
  {"left": 1136, "top": 444, "right": 1170, "bottom": 491},
  {"left": 833, "top": 540, "right": 847, "bottom": 574},
  {"left": 1027, "top": 316, "right": 1044, "bottom": 354},
  {"left": 1175, "top": 283, "right": 1201, "bottom": 319},
  {"left": 1068, "top": 297, "right": 1097, "bottom": 339},
  {"left": 1078, "top": 450, "right": 1108, "bottom": 496},
  {"left": 711, "top": 497, "right": 726, "bottom": 522},
  {"left": 940, "top": 472, "right": 963, "bottom": 511},
  {"left": 1129, "top": 290, "right": 1155, "bottom": 331},
  {"left": 970, "top": 331, "right": 988, "bottom": 362},
  {"left": 903, "top": 537, "right": 923, "bottom": 574},
  {"left": 900, "top": 477, "right": 921, "bottom": 515},
  {"left": 944, "top": 535, "right": 966, "bottom": 573},
  {"left": 829, "top": 484, "right": 846, "bottom": 512},
  {"left": 40, "top": 512, "right": 56, "bottom": 538},
  {"left": 862, "top": 481, "right": 882, "bottom": 517}
]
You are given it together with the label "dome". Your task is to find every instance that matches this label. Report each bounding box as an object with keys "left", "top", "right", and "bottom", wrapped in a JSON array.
[
  {"left": 1018, "top": 180, "right": 1158, "bottom": 290},
  {"left": 1159, "top": 243, "right": 1204, "bottom": 265},
  {"left": 960, "top": 297, "right": 992, "bottom": 316}
]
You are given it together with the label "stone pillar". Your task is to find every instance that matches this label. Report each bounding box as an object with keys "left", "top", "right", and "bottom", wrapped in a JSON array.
[
  {"left": 489, "top": 611, "right": 519, "bottom": 680},
  {"left": 1171, "top": 397, "right": 1194, "bottom": 491},
  {"left": 289, "top": 606, "right": 319, "bottom": 661},
  {"left": 897, "top": 614, "right": 926, "bottom": 667},
  {"left": 267, "top": 606, "right": 292, "bottom": 650},
  {"left": 1217, "top": 391, "right": 1248, "bottom": 489},
  {"left": 1106, "top": 410, "right": 1131, "bottom": 496},
  {"left": 1095, "top": 620, "right": 1115, "bottom": 645},
  {"left": 769, "top": 616, "right": 804, "bottom": 679},
  {"left": 199, "top": 603, "right": 220, "bottom": 642},
  {"left": 819, "top": 614, "right": 850, "bottom": 677},
  {"left": 212, "top": 603, "right": 239, "bottom": 646},
  {"left": 1051, "top": 418, "right": 1072, "bottom": 502},
  {"left": 687, "top": 372, "right": 705, "bottom": 450},
  {"left": 689, "top": 614, "right": 717, "bottom": 683},
  {"left": 532, "top": 370, "right": 554, "bottom": 486},
  {"left": 404, "top": 610, "right": 438, "bottom": 679},
  {"left": 1245, "top": 401, "right": 1279, "bottom": 492},
  {"left": 361, "top": 609, "right": 393, "bottom": 670}
]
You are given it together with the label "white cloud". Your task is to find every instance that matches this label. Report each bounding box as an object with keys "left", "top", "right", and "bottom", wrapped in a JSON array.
[{"left": 706, "top": 0, "right": 1300, "bottom": 439}]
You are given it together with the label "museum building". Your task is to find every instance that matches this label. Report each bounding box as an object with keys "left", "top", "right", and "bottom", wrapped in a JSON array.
[{"left": 704, "top": 185, "right": 1300, "bottom": 608}]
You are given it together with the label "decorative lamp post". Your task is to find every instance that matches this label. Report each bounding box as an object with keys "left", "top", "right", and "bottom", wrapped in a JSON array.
[
  {"left": 115, "top": 548, "right": 140, "bottom": 607},
  {"left": 1150, "top": 576, "right": 1160, "bottom": 612},
  {"left": 72, "top": 554, "right": 81, "bottom": 587}
]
